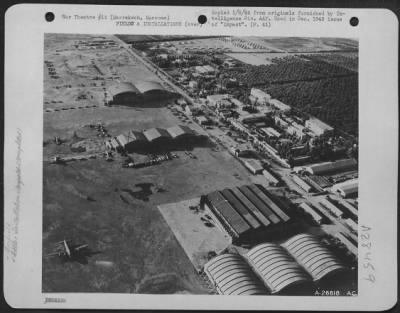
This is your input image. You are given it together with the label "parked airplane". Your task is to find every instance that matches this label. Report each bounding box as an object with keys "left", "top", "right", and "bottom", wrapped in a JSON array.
[{"left": 47, "top": 240, "right": 88, "bottom": 259}]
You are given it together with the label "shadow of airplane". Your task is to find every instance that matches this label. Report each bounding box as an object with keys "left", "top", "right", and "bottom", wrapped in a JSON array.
[{"left": 59, "top": 245, "right": 102, "bottom": 265}]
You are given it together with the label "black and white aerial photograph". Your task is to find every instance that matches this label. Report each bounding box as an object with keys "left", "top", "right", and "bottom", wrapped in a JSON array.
[{"left": 43, "top": 34, "right": 359, "bottom": 296}]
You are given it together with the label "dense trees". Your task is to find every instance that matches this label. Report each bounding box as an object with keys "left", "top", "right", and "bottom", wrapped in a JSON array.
[
  {"left": 264, "top": 76, "right": 358, "bottom": 135},
  {"left": 227, "top": 56, "right": 356, "bottom": 86}
]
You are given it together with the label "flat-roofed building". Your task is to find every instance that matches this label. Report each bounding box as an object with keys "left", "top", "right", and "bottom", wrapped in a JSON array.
[
  {"left": 196, "top": 115, "right": 211, "bottom": 125},
  {"left": 338, "top": 200, "right": 358, "bottom": 220},
  {"left": 345, "top": 218, "right": 358, "bottom": 233},
  {"left": 262, "top": 169, "right": 280, "bottom": 186},
  {"left": 287, "top": 123, "right": 306, "bottom": 138},
  {"left": 206, "top": 94, "right": 230, "bottom": 107},
  {"left": 261, "top": 127, "right": 282, "bottom": 138},
  {"left": 250, "top": 88, "right": 271, "bottom": 105},
  {"left": 299, "top": 202, "right": 323, "bottom": 224},
  {"left": 244, "top": 159, "right": 264, "bottom": 175},
  {"left": 268, "top": 99, "right": 291, "bottom": 112},
  {"left": 274, "top": 115, "right": 290, "bottom": 129},
  {"left": 332, "top": 179, "right": 358, "bottom": 198},
  {"left": 305, "top": 117, "right": 334, "bottom": 136},
  {"left": 333, "top": 232, "right": 358, "bottom": 257},
  {"left": 320, "top": 198, "right": 343, "bottom": 217},
  {"left": 292, "top": 175, "right": 313, "bottom": 193}
]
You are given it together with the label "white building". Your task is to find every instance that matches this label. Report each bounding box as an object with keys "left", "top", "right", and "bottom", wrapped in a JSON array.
[
  {"left": 287, "top": 123, "right": 306, "bottom": 138},
  {"left": 250, "top": 88, "right": 271, "bottom": 105},
  {"left": 261, "top": 127, "right": 282, "bottom": 138},
  {"left": 244, "top": 159, "right": 264, "bottom": 175},
  {"left": 268, "top": 99, "right": 291, "bottom": 112},
  {"left": 207, "top": 94, "right": 231, "bottom": 107},
  {"left": 188, "top": 81, "right": 198, "bottom": 89},
  {"left": 195, "top": 65, "right": 215, "bottom": 75},
  {"left": 305, "top": 117, "right": 334, "bottom": 136},
  {"left": 299, "top": 203, "right": 323, "bottom": 224},
  {"left": 332, "top": 178, "right": 358, "bottom": 198}
]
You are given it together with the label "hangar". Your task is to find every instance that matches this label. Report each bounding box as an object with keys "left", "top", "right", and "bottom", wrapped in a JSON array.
[
  {"left": 135, "top": 81, "right": 170, "bottom": 102},
  {"left": 107, "top": 82, "right": 140, "bottom": 105},
  {"left": 108, "top": 125, "right": 203, "bottom": 152},
  {"left": 204, "top": 233, "right": 349, "bottom": 295},
  {"left": 200, "top": 184, "right": 293, "bottom": 244},
  {"left": 282, "top": 233, "right": 348, "bottom": 281},
  {"left": 203, "top": 254, "right": 268, "bottom": 295},
  {"left": 108, "top": 80, "right": 173, "bottom": 105},
  {"left": 246, "top": 243, "right": 313, "bottom": 294},
  {"left": 143, "top": 127, "right": 172, "bottom": 143},
  {"left": 166, "top": 125, "right": 197, "bottom": 143}
]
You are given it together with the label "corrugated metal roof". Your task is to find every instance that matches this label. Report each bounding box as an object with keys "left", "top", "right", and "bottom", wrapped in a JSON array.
[
  {"left": 238, "top": 186, "right": 281, "bottom": 224},
  {"left": 220, "top": 189, "right": 261, "bottom": 229},
  {"left": 204, "top": 254, "right": 268, "bottom": 295},
  {"left": 247, "top": 243, "right": 312, "bottom": 294},
  {"left": 230, "top": 187, "right": 271, "bottom": 227},
  {"left": 282, "top": 234, "right": 347, "bottom": 281},
  {"left": 247, "top": 185, "right": 290, "bottom": 222},
  {"left": 207, "top": 191, "right": 250, "bottom": 235}
]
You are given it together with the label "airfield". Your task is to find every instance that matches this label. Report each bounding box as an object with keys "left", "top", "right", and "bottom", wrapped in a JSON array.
[
  {"left": 43, "top": 34, "right": 358, "bottom": 295},
  {"left": 42, "top": 34, "right": 261, "bottom": 293}
]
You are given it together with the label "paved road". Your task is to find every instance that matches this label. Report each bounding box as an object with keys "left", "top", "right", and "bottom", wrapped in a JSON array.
[{"left": 112, "top": 35, "right": 194, "bottom": 104}]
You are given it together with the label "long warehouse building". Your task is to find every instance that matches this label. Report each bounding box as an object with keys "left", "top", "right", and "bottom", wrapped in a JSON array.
[{"left": 200, "top": 184, "right": 293, "bottom": 244}]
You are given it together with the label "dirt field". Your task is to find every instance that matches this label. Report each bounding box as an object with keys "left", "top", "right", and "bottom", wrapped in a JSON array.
[{"left": 158, "top": 198, "right": 231, "bottom": 271}]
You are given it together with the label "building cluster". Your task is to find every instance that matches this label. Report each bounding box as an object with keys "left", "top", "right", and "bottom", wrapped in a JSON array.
[
  {"left": 291, "top": 159, "right": 358, "bottom": 196},
  {"left": 106, "top": 125, "right": 203, "bottom": 152},
  {"left": 204, "top": 233, "right": 349, "bottom": 295}
]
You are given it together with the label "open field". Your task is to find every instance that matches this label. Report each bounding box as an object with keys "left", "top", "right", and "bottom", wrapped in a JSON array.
[
  {"left": 158, "top": 199, "right": 231, "bottom": 271},
  {"left": 43, "top": 35, "right": 263, "bottom": 293}
]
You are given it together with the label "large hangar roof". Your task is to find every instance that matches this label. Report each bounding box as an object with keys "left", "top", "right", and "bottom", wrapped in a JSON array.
[
  {"left": 204, "top": 254, "right": 268, "bottom": 295},
  {"left": 108, "top": 82, "right": 140, "bottom": 96},
  {"left": 143, "top": 128, "right": 171, "bottom": 142},
  {"left": 166, "top": 125, "right": 196, "bottom": 139},
  {"left": 127, "top": 130, "right": 147, "bottom": 142},
  {"left": 135, "top": 81, "right": 166, "bottom": 93},
  {"left": 207, "top": 191, "right": 250, "bottom": 237},
  {"left": 282, "top": 233, "right": 347, "bottom": 281},
  {"left": 246, "top": 243, "right": 312, "bottom": 294}
]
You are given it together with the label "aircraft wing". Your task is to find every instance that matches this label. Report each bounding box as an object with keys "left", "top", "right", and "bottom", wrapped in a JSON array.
[
  {"left": 74, "top": 244, "right": 88, "bottom": 251},
  {"left": 55, "top": 239, "right": 70, "bottom": 245},
  {"left": 47, "top": 252, "right": 62, "bottom": 257}
]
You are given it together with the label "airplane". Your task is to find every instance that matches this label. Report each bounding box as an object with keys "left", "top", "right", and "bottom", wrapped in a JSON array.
[{"left": 47, "top": 239, "right": 89, "bottom": 259}]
